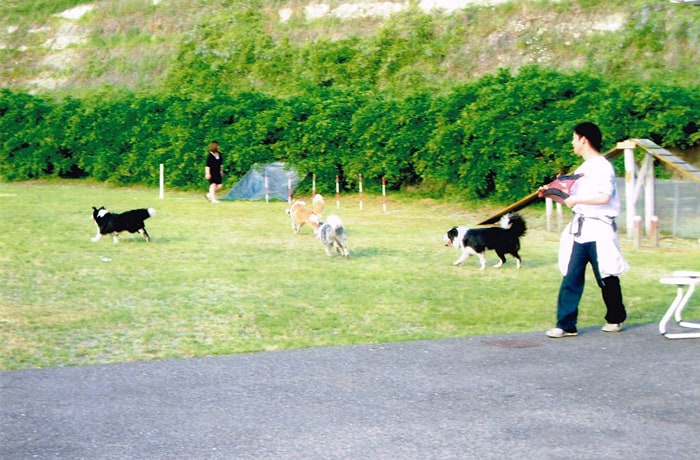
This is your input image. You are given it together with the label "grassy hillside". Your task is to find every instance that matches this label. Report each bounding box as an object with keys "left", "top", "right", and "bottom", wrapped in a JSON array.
[{"left": 1, "top": 0, "right": 699, "bottom": 96}]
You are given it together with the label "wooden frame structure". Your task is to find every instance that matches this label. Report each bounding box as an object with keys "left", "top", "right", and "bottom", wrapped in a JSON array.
[{"left": 480, "top": 139, "right": 700, "bottom": 238}]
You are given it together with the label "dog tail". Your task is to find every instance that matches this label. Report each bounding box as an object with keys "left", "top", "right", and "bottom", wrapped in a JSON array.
[
  {"left": 502, "top": 213, "right": 526, "bottom": 237},
  {"left": 312, "top": 194, "right": 325, "bottom": 215},
  {"left": 325, "top": 214, "right": 343, "bottom": 229}
]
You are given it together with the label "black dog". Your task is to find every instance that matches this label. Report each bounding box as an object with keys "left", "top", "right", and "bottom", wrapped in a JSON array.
[
  {"left": 91, "top": 206, "right": 155, "bottom": 243},
  {"left": 443, "top": 213, "right": 527, "bottom": 270}
]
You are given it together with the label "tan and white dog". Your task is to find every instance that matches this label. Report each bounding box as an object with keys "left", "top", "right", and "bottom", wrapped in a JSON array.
[{"left": 286, "top": 194, "right": 325, "bottom": 234}]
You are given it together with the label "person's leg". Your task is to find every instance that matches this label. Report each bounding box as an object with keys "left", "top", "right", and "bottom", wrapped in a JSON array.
[
  {"left": 555, "top": 242, "right": 590, "bottom": 332},
  {"left": 209, "top": 183, "right": 221, "bottom": 202},
  {"left": 587, "top": 244, "right": 627, "bottom": 325},
  {"left": 601, "top": 276, "right": 627, "bottom": 324}
]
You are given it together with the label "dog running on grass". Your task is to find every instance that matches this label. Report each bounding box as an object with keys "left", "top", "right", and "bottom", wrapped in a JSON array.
[
  {"left": 314, "top": 214, "right": 349, "bottom": 257},
  {"left": 443, "top": 213, "right": 526, "bottom": 270},
  {"left": 285, "top": 194, "right": 324, "bottom": 234},
  {"left": 91, "top": 206, "right": 155, "bottom": 243}
]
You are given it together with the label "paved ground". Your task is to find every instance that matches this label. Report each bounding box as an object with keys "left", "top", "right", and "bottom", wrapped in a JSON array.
[{"left": 2, "top": 323, "right": 700, "bottom": 459}]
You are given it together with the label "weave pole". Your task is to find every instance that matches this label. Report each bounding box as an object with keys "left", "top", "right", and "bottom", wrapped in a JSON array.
[
  {"left": 159, "top": 163, "right": 164, "bottom": 199},
  {"left": 312, "top": 173, "right": 316, "bottom": 197},
  {"left": 335, "top": 175, "right": 340, "bottom": 209},
  {"left": 287, "top": 174, "right": 292, "bottom": 203},
  {"left": 358, "top": 173, "right": 363, "bottom": 210},
  {"left": 264, "top": 170, "right": 269, "bottom": 203},
  {"left": 382, "top": 177, "right": 387, "bottom": 213}
]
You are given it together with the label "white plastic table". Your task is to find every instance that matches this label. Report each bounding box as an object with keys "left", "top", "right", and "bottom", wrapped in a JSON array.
[{"left": 659, "top": 271, "right": 700, "bottom": 339}]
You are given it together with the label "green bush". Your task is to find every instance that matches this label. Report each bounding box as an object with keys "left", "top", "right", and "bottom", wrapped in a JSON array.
[{"left": 1, "top": 67, "right": 698, "bottom": 202}]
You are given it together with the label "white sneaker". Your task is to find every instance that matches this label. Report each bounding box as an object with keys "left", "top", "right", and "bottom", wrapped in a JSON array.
[
  {"left": 601, "top": 322, "right": 625, "bottom": 332},
  {"left": 546, "top": 327, "right": 578, "bottom": 338}
]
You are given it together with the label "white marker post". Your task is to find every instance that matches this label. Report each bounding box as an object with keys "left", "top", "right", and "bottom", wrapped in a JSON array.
[
  {"left": 545, "top": 197, "right": 553, "bottom": 232},
  {"left": 287, "top": 174, "right": 292, "bottom": 203},
  {"left": 382, "top": 176, "right": 387, "bottom": 213},
  {"left": 264, "top": 170, "right": 269, "bottom": 203},
  {"left": 358, "top": 173, "right": 363, "bottom": 210},
  {"left": 312, "top": 173, "right": 316, "bottom": 197},
  {"left": 335, "top": 175, "right": 340, "bottom": 209},
  {"left": 159, "top": 163, "right": 164, "bottom": 199}
]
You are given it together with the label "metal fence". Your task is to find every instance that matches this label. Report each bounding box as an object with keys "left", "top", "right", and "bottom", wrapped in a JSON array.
[{"left": 618, "top": 178, "right": 700, "bottom": 239}]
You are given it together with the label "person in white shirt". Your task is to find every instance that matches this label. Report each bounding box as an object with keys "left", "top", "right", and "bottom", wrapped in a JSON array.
[{"left": 545, "top": 122, "right": 629, "bottom": 338}]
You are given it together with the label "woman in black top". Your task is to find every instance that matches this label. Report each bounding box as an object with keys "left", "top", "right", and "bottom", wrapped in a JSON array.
[{"left": 204, "top": 140, "right": 224, "bottom": 203}]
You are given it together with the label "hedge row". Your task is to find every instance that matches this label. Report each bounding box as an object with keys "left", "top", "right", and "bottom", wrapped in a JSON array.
[{"left": 1, "top": 66, "right": 698, "bottom": 201}]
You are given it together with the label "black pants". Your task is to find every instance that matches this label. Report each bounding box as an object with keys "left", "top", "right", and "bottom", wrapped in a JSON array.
[{"left": 556, "top": 241, "right": 627, "bottom": 331}]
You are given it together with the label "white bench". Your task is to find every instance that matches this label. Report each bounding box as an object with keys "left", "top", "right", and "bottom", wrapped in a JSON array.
[{"left": 659, "top": 271, "right": 700, "bottom": 339}]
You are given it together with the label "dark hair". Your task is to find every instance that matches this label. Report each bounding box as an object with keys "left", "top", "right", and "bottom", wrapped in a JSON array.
[{"left": 573, "top": 122, "right": 602, "bottom": 152}]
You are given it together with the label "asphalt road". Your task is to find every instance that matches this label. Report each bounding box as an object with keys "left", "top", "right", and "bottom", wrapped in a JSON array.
[{"left": 2, "top": 323, "right": 700, "bottom": 459}]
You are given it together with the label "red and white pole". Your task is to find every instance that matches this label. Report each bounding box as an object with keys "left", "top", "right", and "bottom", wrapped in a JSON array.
[
  {"left": 335, "top": 175, "right": 340, "bottom": 209},
  {"left": 358, "top": 173, "right": 363, "bottom": 210},
  {"left": 159, "top": 163, "right": 164, "bottom": 200},
  {"left": 382, "top": 176, "right": 387, "bottom": 213}
]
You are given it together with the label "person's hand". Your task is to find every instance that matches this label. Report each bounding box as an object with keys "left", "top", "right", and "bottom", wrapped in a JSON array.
[
  {"left": 205, "top": 172, "right": 211, "bottom": 180},
  {"left": 564, "top": 196, "right": 577, "bottom": 208}
]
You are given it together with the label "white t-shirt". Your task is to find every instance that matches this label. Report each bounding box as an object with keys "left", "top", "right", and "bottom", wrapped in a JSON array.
[{"left": 569, "top": 155, "right": 620, "bottom": 243}]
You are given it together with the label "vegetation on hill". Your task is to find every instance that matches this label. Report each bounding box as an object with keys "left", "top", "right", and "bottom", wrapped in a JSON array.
[
  {"left": 1, "top": 0, "right": 699, "bottom": 95},
  {"left": 0, "top": 0, "right": 698, "bottom": 200}
]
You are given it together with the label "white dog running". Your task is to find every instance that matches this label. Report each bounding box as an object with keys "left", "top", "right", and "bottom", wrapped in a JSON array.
[{"left": 314, "top": 214, "right": 349, "bottom": 257}]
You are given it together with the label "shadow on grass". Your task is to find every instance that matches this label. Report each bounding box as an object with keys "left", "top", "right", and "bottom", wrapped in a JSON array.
[{"left": 346, "top": 247, "right": 403, "bottom": 258}]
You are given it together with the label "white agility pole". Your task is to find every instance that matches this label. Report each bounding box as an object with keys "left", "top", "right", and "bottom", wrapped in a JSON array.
[
  {"left": 335, "top": 175, "right": 340, "bottom": 209},
  {"left": 358, "top": 173, "right": 363, "bottom": 210},
  {"left": 382, "top": 177, "right": 387, "bottom": 213},
  {"left": 159, "top": 163, "right": 164, "bottom": 199},
  {"left": 312, "top": 173, "right": 316, "bottom": 197},
  {"left": 287, "top": 174, "right": 292, "bottom": 203},
  {"left": 264, "top": 170, "right": 269, "bottom": 203}
]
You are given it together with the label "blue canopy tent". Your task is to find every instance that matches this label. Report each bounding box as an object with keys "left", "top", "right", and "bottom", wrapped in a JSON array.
[{"left": 221, "top": 162, "right": 299, "bottom": 201}]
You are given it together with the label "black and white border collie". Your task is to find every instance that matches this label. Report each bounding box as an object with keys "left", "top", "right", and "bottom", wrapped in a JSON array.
[
  {"left": 91, "top": 206, "right": 155, "bottom": 243},
  {"left": 443, "top": 213, "right": 526, "bottom": 270},
  {"left": 314, "top": 214, "right": 349, "bottom": 257}
]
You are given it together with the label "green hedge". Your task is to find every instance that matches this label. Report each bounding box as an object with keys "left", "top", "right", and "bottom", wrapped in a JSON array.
[{"left": 1, "top": 66, "right": 699, "bottom": 201}]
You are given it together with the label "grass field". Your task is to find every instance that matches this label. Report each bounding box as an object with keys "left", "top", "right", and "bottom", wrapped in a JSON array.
[{"left": 1, "top": 180, "right": 698, "bottom": 371}]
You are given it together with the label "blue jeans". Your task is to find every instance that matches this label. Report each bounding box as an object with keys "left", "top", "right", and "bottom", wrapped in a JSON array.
[{"left": 556, "top": 241, "right": 627, "bottom": 332}]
